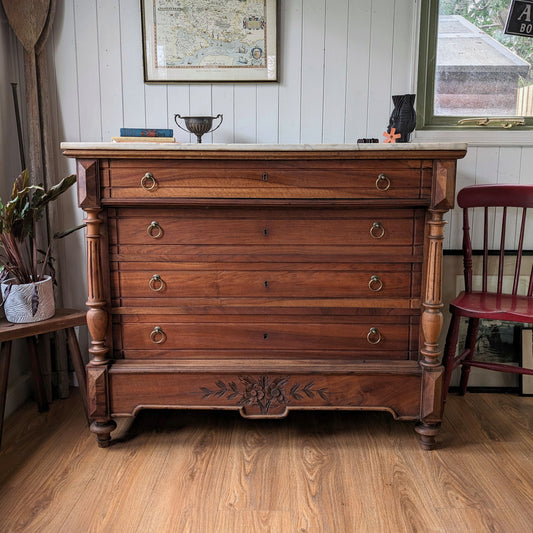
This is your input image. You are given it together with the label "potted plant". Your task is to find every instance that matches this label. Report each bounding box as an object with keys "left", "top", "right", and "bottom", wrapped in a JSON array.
[{"left": 0, "top": 169, "right": 80, "bottom": 323}]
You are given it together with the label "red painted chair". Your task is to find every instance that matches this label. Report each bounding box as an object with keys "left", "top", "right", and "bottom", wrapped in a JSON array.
[{"left": 442, "top": 184, "right": 533, "bottom": 405}]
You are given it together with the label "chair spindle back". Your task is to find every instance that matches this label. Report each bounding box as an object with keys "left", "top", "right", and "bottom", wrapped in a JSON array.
[{"left": 457, "top": 184, "right": 533, "bottom": 297}]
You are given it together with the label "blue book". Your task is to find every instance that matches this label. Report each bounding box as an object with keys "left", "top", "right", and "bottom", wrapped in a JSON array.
[{"left": 120, "top": 128, "right": 173, "bottom": 137}]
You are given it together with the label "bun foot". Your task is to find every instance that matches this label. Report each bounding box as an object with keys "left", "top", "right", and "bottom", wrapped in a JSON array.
[
  {"left": 90, "top": 420, "right": 117, "bottom": 448},
  {"left": 415, "top": 422, "right": 439, "bottom": 450}
]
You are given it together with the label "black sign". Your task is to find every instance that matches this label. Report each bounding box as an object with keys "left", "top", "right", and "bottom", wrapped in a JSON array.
[{"left": 505, "top": 0, "right": 533, "bottom": 37}]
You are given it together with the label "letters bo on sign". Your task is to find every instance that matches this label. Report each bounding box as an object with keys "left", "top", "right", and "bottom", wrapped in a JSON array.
[{"left": 505, "top": 0, "right": 533, "bottom": 37}]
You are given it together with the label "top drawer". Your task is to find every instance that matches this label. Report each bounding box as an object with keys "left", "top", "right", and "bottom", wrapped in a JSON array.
[{"left": 101, "top": 159, "right": 429, "bottom": 201}]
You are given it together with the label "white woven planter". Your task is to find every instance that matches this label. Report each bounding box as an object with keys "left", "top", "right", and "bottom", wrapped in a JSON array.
[{"left": 1, "top": 276, "right": 55, "bottom": 323}]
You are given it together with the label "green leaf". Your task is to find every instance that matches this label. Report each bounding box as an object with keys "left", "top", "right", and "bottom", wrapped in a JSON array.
[{"left": 33, "top": 174, "right": 76, "bottom": 210}]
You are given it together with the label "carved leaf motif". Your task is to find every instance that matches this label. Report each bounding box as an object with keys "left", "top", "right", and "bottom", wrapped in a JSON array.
[
  {"left": 317, "top": 388, "right": 329, "bottom": 401},
  {"left": 290, "top": 384, "right": 302, "bottom": 400},
  {"left": 200, "top": 376, "right": 329, "bottom": 414},
  {"left": 302, "top": 382, "right": 316, "bottom": 399},
  {"left": 227, "top": 382, "right": 240, "bottom": 400},
  {"left": 200, "top": 387, "right": 212, "bottom": 399}
]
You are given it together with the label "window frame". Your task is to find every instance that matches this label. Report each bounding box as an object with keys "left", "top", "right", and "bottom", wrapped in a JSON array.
[{"left": 416, "top": 0, "right": 533, "bottom": 131}]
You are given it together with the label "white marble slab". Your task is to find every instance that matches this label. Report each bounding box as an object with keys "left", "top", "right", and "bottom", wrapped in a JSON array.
[{"left": 61, "top": 142, "right": 467, "bottom": 152}]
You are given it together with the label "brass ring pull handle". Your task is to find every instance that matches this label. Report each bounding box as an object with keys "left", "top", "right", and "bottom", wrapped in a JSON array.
[
  {"left": 150, "top": 326, "right": 167, "bottom": 344},
  {"left": 366, "top": 327, "right": 382, "bottom": 345},
  {"left": 376, "top": 173, "right": 391, "bottom": 191},
  {"left": 147, "top": 221, "right": 163, "bottom": 239},
  {"left": 140, "top": 172, "right": 157, "bottom": 191},
  {"left": 370, "top": 222, "right": 385, "bottom": 239},
  {"left": 149, "top": 274, "right": 165, "bottom": 292},
  {"left": 368, "top": 275, "right": 383, "bottom": 292}
]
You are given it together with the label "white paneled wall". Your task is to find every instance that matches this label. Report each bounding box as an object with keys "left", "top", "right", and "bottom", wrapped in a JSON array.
[
  {"left": 39, "top": 0, "right": 533, "bottom": 305},
  {"left": 51, "top": 0, "right": 416, "bottom": 147},
  {"left": 3, "top": 0, "right": 533, "bottom": 294},
  {"left": 446, "top": 146, "right": 533, "bottom": 250}
]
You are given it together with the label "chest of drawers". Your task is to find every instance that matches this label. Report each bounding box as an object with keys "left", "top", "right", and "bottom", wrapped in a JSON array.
[{"left": 63, "top": 143, "right": 466, "bottom": 449}]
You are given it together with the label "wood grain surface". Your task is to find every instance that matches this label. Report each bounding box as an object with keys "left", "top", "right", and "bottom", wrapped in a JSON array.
[{"left": 0, "top": 391, "right": 531, "bottom": 532}]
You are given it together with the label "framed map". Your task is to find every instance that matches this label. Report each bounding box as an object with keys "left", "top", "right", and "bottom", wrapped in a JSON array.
[{"left": 141, "top": 0, "right": 278, "bottom": 82}]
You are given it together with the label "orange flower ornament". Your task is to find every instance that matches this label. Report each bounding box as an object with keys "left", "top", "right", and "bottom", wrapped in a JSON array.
[{"left": 383, "top": 127, "right": 401, "bottom": 143}]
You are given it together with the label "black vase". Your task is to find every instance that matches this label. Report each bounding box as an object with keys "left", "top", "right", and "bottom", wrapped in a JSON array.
[{"left": 388, "top": 94, "right": 416, "bottom": 143}]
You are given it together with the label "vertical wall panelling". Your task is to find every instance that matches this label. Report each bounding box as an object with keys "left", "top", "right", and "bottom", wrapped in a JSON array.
[
  {"left": 51, "top": 0, "right": 87, "bottom": 312},
  {"left": 212, "top": 85, "right": 235, "bottom": 144},
  {"left": 188, "top": 84, "right": 214, "bottom": 142},
  {"left": 447, "top": 148, "right": 478, "bottom": 250},
  {"left": 366, "top": 0, "right": 395, "bottom": 139},
  {"left": 322, "top": 0, "right": 349, "bottom": 143},
  {"left": 256, "top": 83, "right": 279, "bottom": 144},
  {"left": 497, "top": 147, "right": 523, "bottom": 185},
  {"left": 144, "top": 1, "right": 170, "bottom": 137},
  {"left": 39, "top": 1, "right": 533, "bottom": 252},
  {"left": 278, "top": 0, "right": 303, "bottom": 143},
  {"left": 344, "top": 0, "right": 372, "bottom": 142},
  {"left": 452, "top": 147, "right": 533, "bottom": 252},
  {"left": 74, "top": 0, "right": 102, "bottom": 141},
  {"left": 97, "top": 0, "right": 123, "bottom": 140},
  {"left": 471, "top": 147, "right": 500, "bottom": 250},
  {"left": 168, "top": 84, "right": 192, "bottom": 142},
  {"left": 188, "top": 84, "right": 212, "bottom": 116},
  {"left": 52, "top": 0, "right": 80, "bottom": 149},
  {"left": 519, "top": 147, "right": 533, "bottom": 248},
  {"left": 496, "top": 147, "right": 523, "bottom": 250},
  {"left": 119, "top": 0, "right": 146, "bottom": 129},
  {"left": 234, "top": 84, "right": 257, "bottom": 143},
  {"left": 390, "top": 0, "right": 416, "bottom": 95},
  {"left": 300, "top": 0, "right": 326, "bottom": 144},
  {"left": 144, "top": 83, "right": 168, "bottom": 133}
]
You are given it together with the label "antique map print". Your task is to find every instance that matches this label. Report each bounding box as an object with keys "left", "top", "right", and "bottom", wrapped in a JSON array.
[{"left": 142, "top": 0, "right": 278, "bottom": 81}]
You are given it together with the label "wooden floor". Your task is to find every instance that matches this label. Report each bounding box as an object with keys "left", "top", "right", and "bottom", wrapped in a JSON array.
[{"left": 0, "top": 391, "right": 532, "bottom": 533}]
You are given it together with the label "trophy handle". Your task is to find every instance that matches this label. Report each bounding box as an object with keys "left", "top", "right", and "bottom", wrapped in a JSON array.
[
  {"left": 211, "top": 114, "right": 223, "bottom": 133},
  {"left": 173, "top": 114, "right": 189, "bottom": 133}
]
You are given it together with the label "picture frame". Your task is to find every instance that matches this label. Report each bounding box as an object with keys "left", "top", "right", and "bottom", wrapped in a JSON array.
[{"left": 140, "top": 0, "right": 278, "bottom": 83}]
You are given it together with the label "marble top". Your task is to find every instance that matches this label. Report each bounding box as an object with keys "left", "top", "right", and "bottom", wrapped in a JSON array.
[{"left": 61, "top": 142, "right": 467, "bottom": 152}]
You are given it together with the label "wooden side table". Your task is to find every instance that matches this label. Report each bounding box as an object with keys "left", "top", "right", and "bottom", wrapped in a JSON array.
[{"left": 0, "top": 308, "right": 88, "bottom": 447}]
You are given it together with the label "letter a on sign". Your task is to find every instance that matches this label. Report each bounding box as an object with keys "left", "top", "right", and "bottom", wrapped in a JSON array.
[{"left": 505, "top": 0, "right": 533, "bottom": 37}]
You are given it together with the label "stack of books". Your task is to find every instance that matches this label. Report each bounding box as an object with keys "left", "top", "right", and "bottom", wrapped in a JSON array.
[{"left": 112, "top": 128, "right": 175, "bottom": 143}]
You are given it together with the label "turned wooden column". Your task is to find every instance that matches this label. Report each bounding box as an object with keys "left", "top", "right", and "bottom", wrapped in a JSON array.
[
  {"left": 84, "top": 208, "right": 109, "bottom": 365},
  {"left": 416, "top": 160, "right": 456, "bottom": 449},
  {"left": 77, "top": 160, "right": 116, "bottom": 447}
]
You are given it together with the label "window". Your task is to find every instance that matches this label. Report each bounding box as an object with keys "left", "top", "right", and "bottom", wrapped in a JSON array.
[{"left": 417, "top": 0, "right": 533, "bottom": 129}]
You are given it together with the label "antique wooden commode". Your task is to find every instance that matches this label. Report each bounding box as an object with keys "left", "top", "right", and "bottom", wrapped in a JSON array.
[{"left": 62, "top": 142, "right": 466, "bottom": 449}]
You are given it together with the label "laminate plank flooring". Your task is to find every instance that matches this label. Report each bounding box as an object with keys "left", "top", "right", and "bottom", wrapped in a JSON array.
[{"left": 0, "top": 390, "right": 532, "bottom": 533}]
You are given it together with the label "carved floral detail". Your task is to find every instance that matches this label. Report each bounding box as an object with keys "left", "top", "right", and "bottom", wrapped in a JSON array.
[{"left": 200, "top": 375, "right": 329, "bottom": 415}]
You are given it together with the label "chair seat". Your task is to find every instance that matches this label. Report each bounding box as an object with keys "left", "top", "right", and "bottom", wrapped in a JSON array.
[{"left": 450, "top": 291, "right": 533, "bottom": 322}]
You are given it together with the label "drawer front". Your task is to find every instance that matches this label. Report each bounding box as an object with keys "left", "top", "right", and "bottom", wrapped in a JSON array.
[
  {"left": 112, "top": 315, "right": 420, "bottom": 360},
  {"left": 111, "top": 264, "right": 420, "bottom": 300},
  {"left": 108, "top": 207, "right": 425, "bottom": 252},
  {"left": 102, "top": 159, "right": 428, "bottom": 200}
]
